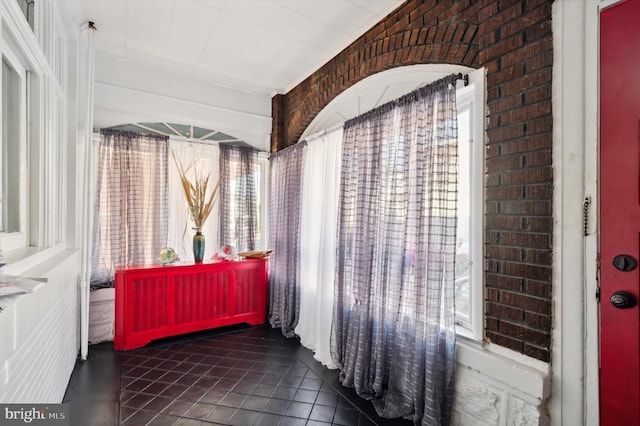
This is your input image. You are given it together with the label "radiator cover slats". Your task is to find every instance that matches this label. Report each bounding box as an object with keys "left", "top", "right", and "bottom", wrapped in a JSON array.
[{"left": 114, "top": 259, "right": 267, "bottom": 350}]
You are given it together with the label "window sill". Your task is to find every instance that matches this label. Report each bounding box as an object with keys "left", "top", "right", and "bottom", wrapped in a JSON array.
[
  {"left": 455, "top": 324, "right": 476, "bottom": 340},
  {"left": 1, "top": 243, "right": 68, "bottom": 276},
  {"left": 455, "top": 333, "right": 551, "bottom": 402}
]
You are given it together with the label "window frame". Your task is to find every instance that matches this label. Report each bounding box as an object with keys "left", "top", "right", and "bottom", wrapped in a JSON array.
[
  {"left": 1, "top": 0, "right": 61, "bottom": 259},
  {"left": 1, "top": 38, "right": 29, "bottom": 251},
  {"left": 455, "top": 68, "right": 485, "bottom": 341}
]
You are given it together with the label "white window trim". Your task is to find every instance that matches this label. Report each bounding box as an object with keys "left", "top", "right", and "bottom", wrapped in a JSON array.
[
  {"left": 1, "top": 43, "right": 28, "bottom": 251},
  {"left": 455, "top": 67, "right": 486, "bottom": 341},
  {"left": 1, "top": 0, "right": 66, "bottom": 262}
]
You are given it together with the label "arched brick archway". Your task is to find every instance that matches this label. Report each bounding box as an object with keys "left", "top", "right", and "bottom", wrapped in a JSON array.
[
  {"left": 299, "top": 63, "right": 473, "bottom": 141},
  {"left": 272, "top": 17, "right": 480, "bottom": 151}
]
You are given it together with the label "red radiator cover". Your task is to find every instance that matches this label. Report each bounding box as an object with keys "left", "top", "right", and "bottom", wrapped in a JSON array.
[{"left": 114, "top": 259, "right": 268, "bottom": 350}]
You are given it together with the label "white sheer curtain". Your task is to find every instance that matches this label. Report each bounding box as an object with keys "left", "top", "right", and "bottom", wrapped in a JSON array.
[
  {"left": 295, "top": 127, "right": 343, "bottom": 369},
  {"left": 167, "top": 139, "right": 220, "bottom": 262}
]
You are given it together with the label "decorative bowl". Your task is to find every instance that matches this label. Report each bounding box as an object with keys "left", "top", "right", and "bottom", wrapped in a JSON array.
[{"left": 157, "top": 247, "right": 179, "bottom": 265}]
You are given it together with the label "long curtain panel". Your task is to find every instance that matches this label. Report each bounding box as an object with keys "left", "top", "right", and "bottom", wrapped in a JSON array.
[
  {"left": 90, "top": 130, "right": 169, "bottom": 287},
  {"left": 332, "top": 75, "right": 458, "bottom": 425},
  {"left": 167, "top": 139, "right": 219, "bottom": 262},
  {"left": 268, "top": 142, "right": 306, "bottom": 337},
  {"left": 295, "top": 127, "right": 343, "bottom": 369},
  {"left": 218, "top": 144, "right": 261, "bottom": 252}
]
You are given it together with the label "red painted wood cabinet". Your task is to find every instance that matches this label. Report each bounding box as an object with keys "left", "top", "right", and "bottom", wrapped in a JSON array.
[{"left": 114, "top": 259, "right": 268, "bottom": 350}]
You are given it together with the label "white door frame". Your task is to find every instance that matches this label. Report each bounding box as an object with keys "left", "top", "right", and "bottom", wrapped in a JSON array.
[{"left": 551, "top": 0, "right": 612, "bottom": 424}]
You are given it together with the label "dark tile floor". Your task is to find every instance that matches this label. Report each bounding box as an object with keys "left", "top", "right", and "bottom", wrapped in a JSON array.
[{"left": 63, "top": 324, "right": 413, "bottom": 426}]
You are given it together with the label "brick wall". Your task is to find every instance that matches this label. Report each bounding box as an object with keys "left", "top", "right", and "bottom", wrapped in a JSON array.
[{"left": 272, "top": 0, "right": 554, "bottom": 362}]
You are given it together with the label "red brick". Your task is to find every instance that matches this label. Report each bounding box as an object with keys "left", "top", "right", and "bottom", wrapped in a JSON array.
[
  {"left": 525, "top": 50, "right": 553, "bottom": 73},
  {"left": 486, "top": 144, "right": 501, "bottom": 158},
  {"left": 479, "top": 34, "right": 524, "bottom": 63},
  {"left": 500, "top": 167, "right": 552, "bottom": 185},
  {"left": 487, "top": 301, "right": 524, "bottom": 321},
  {"left": 486, "top": 200, "right": 500, "bottom": 214},
  {"left": 500, "top": 200, "right": 551, "bottom": 215},
  {"left": 525, "top": 84, "right": 552, "bottom": 104},
  {"left": 486, "top": 173, "right": 501, "bottom": 187},
  {"left": 502, "top": 261, "right": 551, "bottom": 281},
  {"left": 462, "top": 23, "right": 479, "bottom": 43},
  {"left": 486, "top": 155, "right": 523, "bottom": 172},
  {"left": 525, "top": 311, "right": 551, "bottom": 329},
  {"left": 525, "top": 217, "right": 552, "bottom": 232},
  {"left": 525, "top": 116, "right": 553, "bottom": 135},
  {"left": 499, "top": 135, "right": 551, "bottom": 154},
  {"left": 499, "top": 321, "right": 550, "bottom": 347},
  {"left": 500, "top": 231, "right": 550, "bottom": 248},
  {"left": 500, "top": 3, "right": 551, "bottom": 39},
  {"left": 486, "top": 245, "right": 523, "bottom": 261},
  {"left": 486, "top": 317, "right": 500, "bottom": 331},
  {"left": 501, "top": 67, "right": 552, "bottom": 95},
  {"left": 523, "top": 344, "right": 550, "bottom": 362},
  {"left": 480, "top": 2, "right": 522, "bottom": 35},
  {"left": 488, "top": 92, "right": 523, "bottom": 114},
  {"left": 487, "top": 124, "right": 525, "bottom": 143},
  {"left": 499, "top": 102, "right": 551, "bottom": 126},
  {"left": 525, "top": 0, "right": 553, "bottom": 12},
  {"left": 485, "top": 229, "right": 500, "bottom": 245},
  {"left": 501, "top": 291, "right": 550, "bottom": 314},
  {"left": 525, "top": 21, "right": 552, "bottom": 43},
  {"left": 485, "top": 331, "right": 524, "bottom": 352},
  {"left": 486, "top": 185, "right": 524, "bottom": 200},
  {"left": 486, "top": 215, "right": 524, "bottom": 230},
  {"left": 525, "top": 279, "right": 552, "bottom": 297},
  {"left": 486, "top": 259, "right": 500, "bottom": 273},
  {"left": 487, "top": 287, "right": 500, "bottom": 302},
  {"left": 486, "top": 273, "right": 524, "bottom": 291},
  {"left": 525, "top": 183, "right": 552, "bottom": 199}
]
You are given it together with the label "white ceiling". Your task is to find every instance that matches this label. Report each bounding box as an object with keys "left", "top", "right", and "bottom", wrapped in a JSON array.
[{"left": 72, "top": 0, "right": 405, "bottom": 95}]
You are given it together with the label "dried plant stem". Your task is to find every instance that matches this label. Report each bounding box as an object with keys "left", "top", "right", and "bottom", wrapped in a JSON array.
[{"left": 172, "top": 150, "right": 220, "bottom": 230}]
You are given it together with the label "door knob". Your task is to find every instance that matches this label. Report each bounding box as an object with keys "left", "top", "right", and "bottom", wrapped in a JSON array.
[{"left": 610, "top": 291, "right": 637, "bottom": 309}]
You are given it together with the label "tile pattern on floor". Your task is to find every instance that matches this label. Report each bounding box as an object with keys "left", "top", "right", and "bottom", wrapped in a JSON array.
[{"left": 66, "top": 324, "right": 413, "bottom": 425}]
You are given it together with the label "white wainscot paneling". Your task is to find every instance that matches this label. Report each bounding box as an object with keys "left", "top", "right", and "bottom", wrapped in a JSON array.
[
  {"left": 452, "top": 338, "right": 551, "bottom": 426},
  {"left": 0, "top": 250, "right": 81, "bottom": 403}
]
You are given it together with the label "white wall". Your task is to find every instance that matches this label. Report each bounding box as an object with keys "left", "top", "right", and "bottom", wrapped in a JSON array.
[
  {"left": 93, "top": 53, "right": 273, "bottom": 151},
  {"left": 0, "top": 0, "right": 89, "bottom": 403}
]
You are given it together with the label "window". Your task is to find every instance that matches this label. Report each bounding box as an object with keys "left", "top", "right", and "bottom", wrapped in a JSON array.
[
  {"left": 1, "top": 46, "right": 28, "bottom": 251},
  {"left": 455, "top": 68, "right": 485, "bottom": 340},
  {"left": 0, "top": 0, "right": 73, "bottom": 265},
  {"left": 218, "top": 144, "right": 265, "bottom": 253},
  {"left": 91, "top": 131, "right": 169, "bottom": 287}
]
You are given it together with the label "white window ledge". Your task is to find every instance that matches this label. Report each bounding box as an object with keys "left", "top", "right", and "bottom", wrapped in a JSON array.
[
  {"left": 456, "top": 334, "right": 551, "bottom": 403},
  {"left": 1, "top": 243, "right": 69, "bottom": 276}
]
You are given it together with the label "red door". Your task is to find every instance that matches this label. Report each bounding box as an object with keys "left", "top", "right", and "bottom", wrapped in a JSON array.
[{"left": 600, "top": 1, "right": 640, "bottom": 424}]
